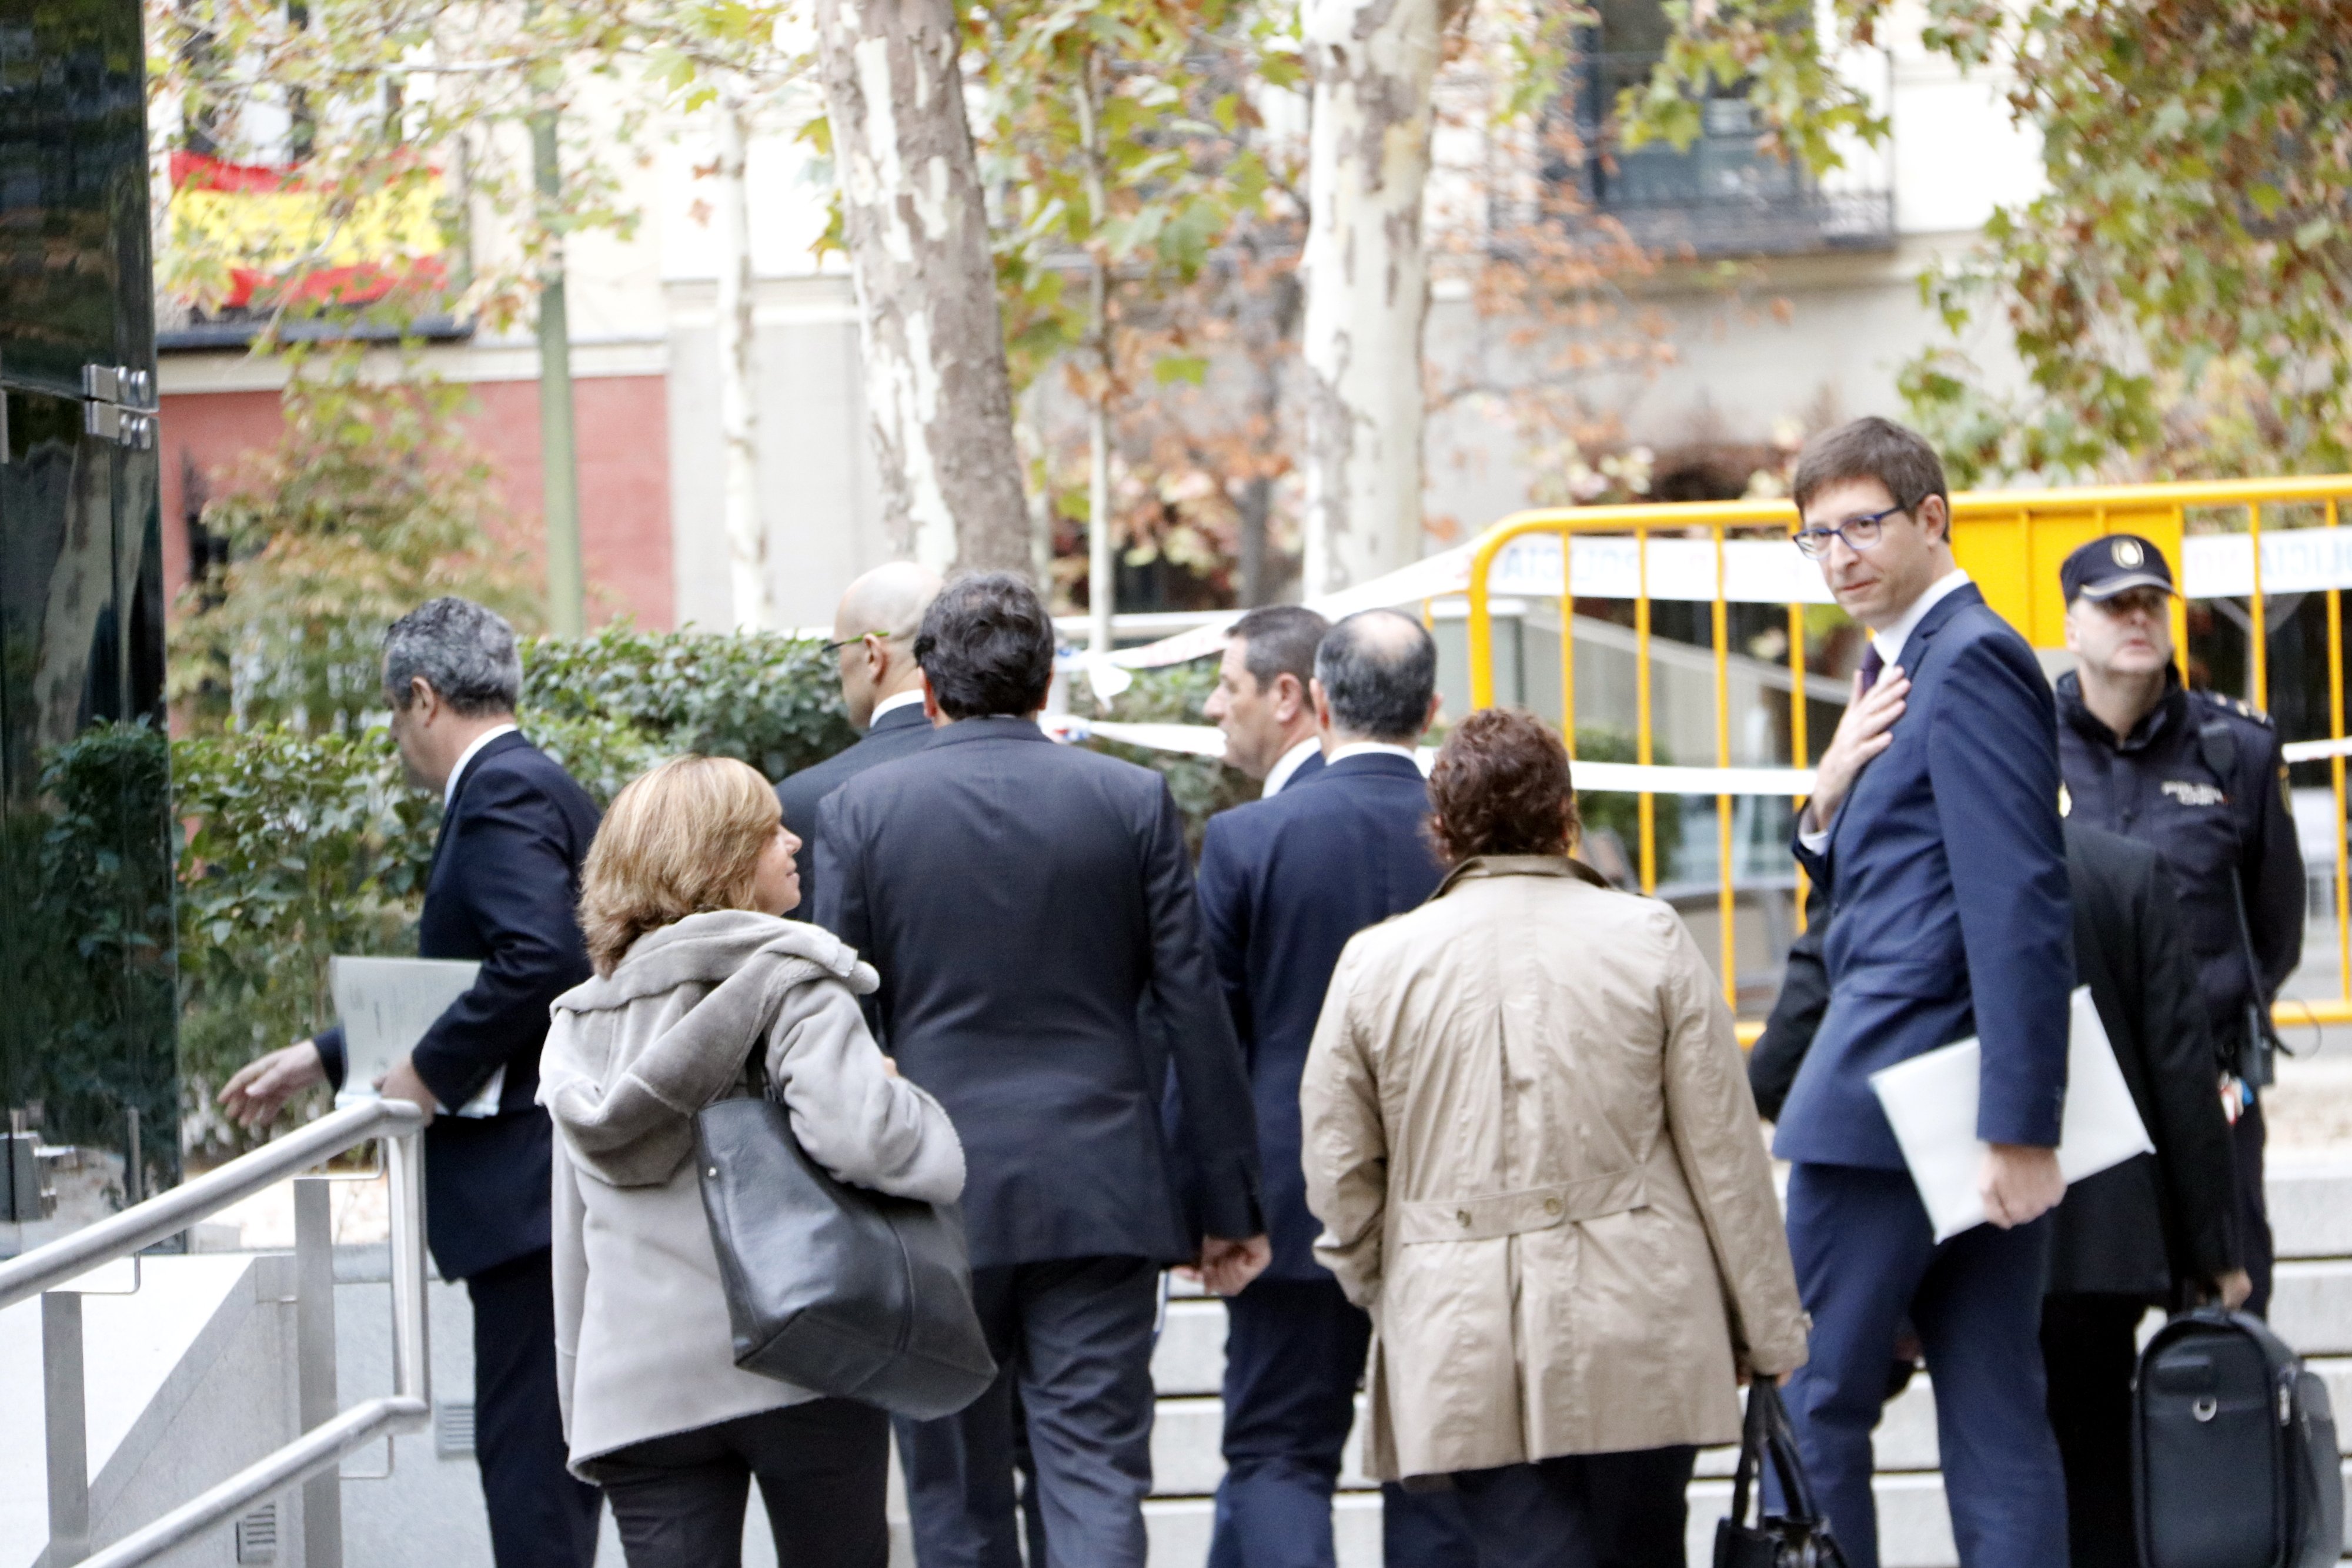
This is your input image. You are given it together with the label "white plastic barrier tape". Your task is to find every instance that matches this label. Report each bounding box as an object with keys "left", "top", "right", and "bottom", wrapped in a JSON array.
[
  {"left": 1098, "top": 525, "right": 2352, "bottom": 673},
  {"left": 2281, "top": 737, "right": 2352, "bottom": 765},
  {"left": 1045, "top": 716, "right": 1820, "bottom": 795}
]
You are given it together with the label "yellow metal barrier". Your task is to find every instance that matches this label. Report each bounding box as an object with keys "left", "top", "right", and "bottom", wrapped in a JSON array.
[{"left": 1459, "top": 474, "right": 2352, "bottom": 1031}]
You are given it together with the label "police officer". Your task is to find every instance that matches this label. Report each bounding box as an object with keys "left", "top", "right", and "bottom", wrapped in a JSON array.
[{"left": 2055, "top": 534, "right": 2305, "bottom": 1316}]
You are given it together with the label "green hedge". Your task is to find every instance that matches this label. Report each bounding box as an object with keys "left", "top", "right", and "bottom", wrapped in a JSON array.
[{"left": 173, "top": 631, "right": 1242, "bottom": 1154}]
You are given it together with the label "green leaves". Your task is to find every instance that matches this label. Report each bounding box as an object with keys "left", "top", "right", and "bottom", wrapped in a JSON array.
[
  {"left": 171, "top": 624, "right": 855, "bottom": 1155},
  {"left": 1638, "top": 0, "right": 2352, "bottom": 480}
]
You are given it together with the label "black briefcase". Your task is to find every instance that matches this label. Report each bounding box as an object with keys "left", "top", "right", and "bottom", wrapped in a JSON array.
[
  {"left": 2136, "top": 1308, "right": 2341, "bottom": 1568},
  {"left": 1716, "top": 1381, "right": 1850, "bottom": 1568},
  {"left": 694, "top": 1058, "right": 996, "bottom": 1422}
]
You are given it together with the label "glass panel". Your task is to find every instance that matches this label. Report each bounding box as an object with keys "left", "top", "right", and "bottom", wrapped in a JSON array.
[
  {"left": 0, "top": 0, "right": 155, "bottom": 394},
  {"left": 0, "top": 389, "right": 177, "bottom": 1252}
]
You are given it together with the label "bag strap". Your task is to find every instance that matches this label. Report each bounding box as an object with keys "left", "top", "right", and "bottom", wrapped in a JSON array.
[
  {"left": 1729, "top": 1375, "right": 1770, "bottom": 1528},
  {"left": 1755, "top": 1382, "right": 1823, "bottom": 1522}
]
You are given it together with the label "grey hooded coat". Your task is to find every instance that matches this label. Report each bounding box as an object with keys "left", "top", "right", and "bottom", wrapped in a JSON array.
[{"left": 539, "top": 911, "right": 965, "bottom": 1470}]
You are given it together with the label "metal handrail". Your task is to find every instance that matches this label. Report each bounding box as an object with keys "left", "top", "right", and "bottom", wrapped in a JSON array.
[{"left": 5, "top": 1098, "right": 432, "bottom": 1567}]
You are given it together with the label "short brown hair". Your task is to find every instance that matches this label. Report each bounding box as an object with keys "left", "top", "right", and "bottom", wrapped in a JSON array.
[
  {"left": 1792, "top": 416, "right": 1950, "bottom": 523},
  {"left": 1428, "top": 708, "right": 1579, "bottom": 864},
  {"left": 578, "top": 755, "right": 781, "bottom": 975}
]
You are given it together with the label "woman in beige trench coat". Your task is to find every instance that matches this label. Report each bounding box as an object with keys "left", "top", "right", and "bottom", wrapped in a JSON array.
[{"left": 1300, "top": 708, "right": 1811, "bottom": 1567}]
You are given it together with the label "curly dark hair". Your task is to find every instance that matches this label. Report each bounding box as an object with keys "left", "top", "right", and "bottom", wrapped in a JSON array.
[
  {"left": 913, "top": 571, "right": 1057, "bottom": 720},
  {"left": 1428, "top": 708, "right": 1578, "bottom": 864}
]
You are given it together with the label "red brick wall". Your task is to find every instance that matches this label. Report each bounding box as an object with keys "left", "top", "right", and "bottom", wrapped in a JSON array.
[{"left": 158, "top": 372, "right": 674, "bottom": 630}]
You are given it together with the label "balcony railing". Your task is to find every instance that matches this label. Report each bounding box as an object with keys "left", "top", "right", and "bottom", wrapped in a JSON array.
[{"left": 1561, "top": 52, "right": 1896, "bottom": 258}]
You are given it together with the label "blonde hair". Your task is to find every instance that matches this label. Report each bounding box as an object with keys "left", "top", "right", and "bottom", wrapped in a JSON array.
[{"left": 579, "top": 755, "right": 781, "bottom": 975}]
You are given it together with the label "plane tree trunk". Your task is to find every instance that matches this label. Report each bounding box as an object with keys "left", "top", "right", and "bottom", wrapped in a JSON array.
[{"left": 816, "top": 0, "right": 1032, "bottom": 576}]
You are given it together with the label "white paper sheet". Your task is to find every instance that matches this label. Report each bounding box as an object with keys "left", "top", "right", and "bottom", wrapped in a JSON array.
[
  {"left": 1869, "top": 987, "right": 2154, "bottom": 1242},
  {"left": 329, "top": 955, "right": 503, "bottom": 1118}
]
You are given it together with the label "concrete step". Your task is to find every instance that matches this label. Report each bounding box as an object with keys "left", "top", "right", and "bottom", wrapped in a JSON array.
[
  {"left": 1150, "top": 1297, "right": 1228, "bottom": 1397},
  {"left": 2276, "top": 1262, "right": 2352, "bottom": 1355},
  {"left": 2273, "top": 1159, "right": 2352, "bottom": 1261}
]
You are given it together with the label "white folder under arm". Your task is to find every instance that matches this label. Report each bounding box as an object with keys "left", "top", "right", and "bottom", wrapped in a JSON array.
[{"left": 1869, "top": 986, "right": 2153, "bottom": 1242}]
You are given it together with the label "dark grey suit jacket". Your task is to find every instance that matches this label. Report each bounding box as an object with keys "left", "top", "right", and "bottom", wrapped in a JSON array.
[
  {"left": 814, "top": 716, "right": 1264, "bottom": 1269},
  {"left": 774, "top": 700, "right": 936, "bottom": 923}
]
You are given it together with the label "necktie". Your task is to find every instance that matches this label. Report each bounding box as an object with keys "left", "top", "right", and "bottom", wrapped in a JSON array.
[{"left": 1858, "top": 643, "right": 1885, "bottom": 693}]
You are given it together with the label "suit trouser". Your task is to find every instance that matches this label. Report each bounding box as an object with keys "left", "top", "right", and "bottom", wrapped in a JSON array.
[
  {"left": 1778, "top": 1163, "right": 2067, "bottom": 1568},
  {"left": 466, "top": 1248, "right": 604, "bottom": 1568},
  {"left": 2039, "top": 1293, "right": 2149, "bottom": 1568},
  {"left": 584, "top": 1400, "right": 889, "bottom": 1568},
  {"left": 1208, "top": 1278, "right": 1478, "bottom": 1568},
  {"left": 2233, "top": 1097, "right": 2274, "bottom": 1317},
  {"left": 1449, "top": 1446, "right": 1697, "bottom": 1568},
  {"left": 897, "top": 1256, "right": 1159, "bottom": 1568}
]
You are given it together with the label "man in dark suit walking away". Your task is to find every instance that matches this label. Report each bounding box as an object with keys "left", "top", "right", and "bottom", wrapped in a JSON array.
[
  {"left": 1775, "top": 419, "right": 2074, "bottom": 1568},
  {"left": 219, "top": 597, "right": 604, "bottom": 1568},
  {"left": 816, "top": 573, "right": 1270, "bottom": 1568},
  {"left": 1204, "top": 605, "right": 1329, "bottom": 798},
  {"left": 1194, "top": 611, "right": 1476, "bottom": 1568},
  {"left": 776, "top": 561, "right": 943, "bottom": 921}
]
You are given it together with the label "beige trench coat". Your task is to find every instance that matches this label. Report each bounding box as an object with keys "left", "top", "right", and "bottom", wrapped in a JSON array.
[{"left": 1301, "top": 855, "right": 1809, "bottom": 1482}]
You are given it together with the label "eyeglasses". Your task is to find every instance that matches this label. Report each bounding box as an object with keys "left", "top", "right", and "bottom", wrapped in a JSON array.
[
  {"left": 820, "top": 630, "right": 907, "bottom": 656},
  {"left": 1793, "top": 504, "right": 1908, "bottom": 560}
]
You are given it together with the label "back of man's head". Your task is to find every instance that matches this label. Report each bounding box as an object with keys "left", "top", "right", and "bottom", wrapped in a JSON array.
[
  {"left": 1316, "top": 610, "right": 1437, "bottom": 744},
  {"left": 1230, "top": 604, "right": 1328, "bottom": 696},
  {"left": 915, "top": 573, "right": 1057, "bottom": 720},
  {"left": 383, "top": 596, "right": 522, "bottom": 715},
  {"left": 1791, "top": 416, "right": 1950, "bottom": 519},
  {"left": 837, "top": 561, "right": 943, "bottom": 645}
]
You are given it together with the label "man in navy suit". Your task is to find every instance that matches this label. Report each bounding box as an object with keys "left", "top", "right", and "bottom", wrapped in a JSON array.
[
  {"left": 776, "top": 561, "right": 943, "bottom": 921},
  {"left": 1204, "top": 604, "right": 1329, "bottom": 798},
  {"left": 219, "top": 597, "right": 604, "bottom": 1568},
  {"left": 1773, "top": 419, "right": 2074, "bottom": 1568},
  {"left": 1194, "top": 610, "right": 1475, "bottom": 1568},
  {"left": 817, "top": 573, "right": 1269, "bottom": 1568}
]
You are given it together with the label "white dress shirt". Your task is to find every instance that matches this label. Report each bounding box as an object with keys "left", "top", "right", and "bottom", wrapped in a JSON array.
[
  {"left": 1799, "top": 568, "right": 1971, "bottom": 851},
  {"left": 1261, "top": 737, "right": 1324, "bottom": 798},
  {"left": 445, "top": 722, "right": 519, "bottom": 810}
]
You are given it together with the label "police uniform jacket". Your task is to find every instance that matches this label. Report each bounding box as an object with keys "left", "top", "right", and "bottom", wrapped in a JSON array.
[{"left": 2055, "top": 668, "right": 2303, "bottom": 1066}]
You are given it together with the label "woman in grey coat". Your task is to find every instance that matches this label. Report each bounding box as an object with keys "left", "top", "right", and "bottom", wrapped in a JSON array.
[{"left": 539, "top": 754, "right": 965, "bottom": 1568}]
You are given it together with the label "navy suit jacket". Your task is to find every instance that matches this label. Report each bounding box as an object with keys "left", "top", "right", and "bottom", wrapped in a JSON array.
[
  {"left": 318, "top": 731, "right": 601, "bottom": 1279},
  {"left": 1195, "top": 752, "right": 1444, "bottom": 1278},
  {"left": 1267, "top": 747, "right": 1327, "bottom": 795},
  {"left": 774, "top": 700, "right": 935, "bottom": 923},
  {"left": 814, "top": 716, "right": 1263, "bottom": 1269},
  {"left": 1778, "top": 583, "right": 2073, "bottom": 1169}
]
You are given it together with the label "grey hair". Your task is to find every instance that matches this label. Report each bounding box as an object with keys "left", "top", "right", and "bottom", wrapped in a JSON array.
[
  {"left": 382, "top": 597, "right": 523, "bottom": 716},
  {"left": 1314, "top": 610, "right": 1436, "bottom": 743}
]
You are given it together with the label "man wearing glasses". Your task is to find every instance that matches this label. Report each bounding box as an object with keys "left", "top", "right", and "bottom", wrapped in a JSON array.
[
  {"left": 1773, "top": 417, "right": 2073, "bottom": 1568},
  {"left": 776, "top": 561, "right": 943, "bottom": 924}
]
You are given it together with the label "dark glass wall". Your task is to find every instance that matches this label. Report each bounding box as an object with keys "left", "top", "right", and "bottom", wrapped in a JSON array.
[{"left": 0, "top": 0, "right": 175, "bottom": 1249}]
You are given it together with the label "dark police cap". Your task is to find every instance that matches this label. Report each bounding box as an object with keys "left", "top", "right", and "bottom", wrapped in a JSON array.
[{"left": 2061, "top": 533, "right": 2175, "bottom": 603}]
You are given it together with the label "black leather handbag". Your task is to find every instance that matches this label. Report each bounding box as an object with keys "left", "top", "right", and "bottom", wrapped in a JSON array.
[
  {"left": 694, "top": 1053, "right": 996, "bottom": 1421},
  {"left": 1716, "top": 1381, "right": 1850, "bottom": 1568}
]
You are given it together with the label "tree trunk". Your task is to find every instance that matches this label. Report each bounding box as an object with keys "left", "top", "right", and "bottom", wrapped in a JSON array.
[
  {"left": 1298, "top": 0, "right": 1458, "bottom": 593},
  {"left": 1076, "top": 54, "right": 1114, "bottom": 654},
  {"left": 1238, "top": 256, "right": 1301, "bottom": 606},
  {"left": 816, "top": 0, "right": 1031, "bottom": 577},
  {"left": 714, "top": 93, "right": 772, "bottom": 630}
]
